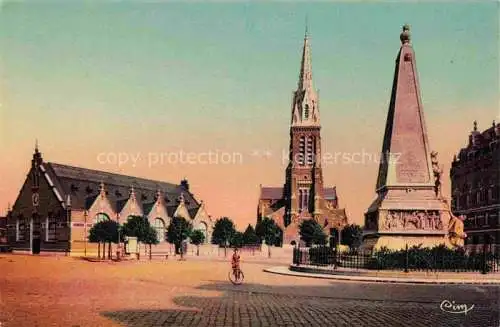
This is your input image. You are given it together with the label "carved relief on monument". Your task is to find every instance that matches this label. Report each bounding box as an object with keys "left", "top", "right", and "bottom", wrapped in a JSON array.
[{"left": 381, "top": 210, "right": 443, "bottom": 231}]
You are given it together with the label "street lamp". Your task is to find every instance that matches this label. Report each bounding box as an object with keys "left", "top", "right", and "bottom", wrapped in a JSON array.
[
  {"left": 66, "top": 195, "right": 71, "bottom": 256},
  {"left": 84, "top": 210, "right": 88, "bottom": 257},
  {"left": 116, "top": 213, "right": 121, "bottom": 261}
]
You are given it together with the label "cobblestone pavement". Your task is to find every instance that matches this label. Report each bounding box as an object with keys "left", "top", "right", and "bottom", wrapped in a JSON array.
[
  {"left": 104, "top": 282, "right": 499, "bottom": 327},
  {"left": 1, "top": 255, "right": 499, "bottom": 327}
]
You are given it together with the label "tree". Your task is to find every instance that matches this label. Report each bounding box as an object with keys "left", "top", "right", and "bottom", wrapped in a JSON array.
[
  {"left": 341, "top": 224, "right": 363, "bottom": 250},
  {"left": 88, "top": 220, "right": 122, "bottom": 260},
  {"left": 299, "top": 220, "right": 327, "bottom": 247},
  {"left": 166, "top": 216, "right": 192, "bottom": 258},
  {"left": 190, "top": 229, "right": 205, "bottom": 256},
  {"left": 255, "top": 217, "right": 279, "bottom": 258},
  {"left": 230, "top": 231, "right": 245, "bottom": 248},
  {"left": 122, "top": 215, "right": 158, "bottom": 259},
  {"left": 211, "top": 217, "right": 236, "bottom": 256},
  {"left": 243, "top": 224, "right": 259, "bottom": 245}
]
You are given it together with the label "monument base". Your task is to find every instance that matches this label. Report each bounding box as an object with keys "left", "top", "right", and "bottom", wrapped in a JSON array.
[{"left": 360, "top": 233, "right": 450, "bottom": 252}]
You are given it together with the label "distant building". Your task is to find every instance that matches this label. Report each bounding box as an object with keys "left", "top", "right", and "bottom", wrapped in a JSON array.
[
  {"left": 6, "top": 146, "right": 213, "bottom": 255},
  {"left": 257, "top": 29, "right": 348, "bottom": 246},
  {"left": 450, "top": 120, "right": 500, "bottom": 251}
]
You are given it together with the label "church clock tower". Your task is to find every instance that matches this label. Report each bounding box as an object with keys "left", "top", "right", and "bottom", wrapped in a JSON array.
[{"left": 284, "top": 29, "right": 325, "bottom": 225}]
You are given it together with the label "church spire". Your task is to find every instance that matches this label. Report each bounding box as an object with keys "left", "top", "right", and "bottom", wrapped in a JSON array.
[
  {"left": 376, "top": 25, "right": 434, "bottom": 190},
  {"left": 291, "top": 25, "right": 319, "bottom": 127},
  {"left": 297, "top": 25, "right": 313, "bottom": 93}
]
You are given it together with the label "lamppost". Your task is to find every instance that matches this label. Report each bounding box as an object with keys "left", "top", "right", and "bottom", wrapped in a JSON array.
[
  {"left": 84, "top": 210, "right": 88, "bottom": 257},
  {"left": 66, "top": 195, "right": 71, "bottom": 256},
  {"left": 116, "top": 213, "right": 121, "bottom": 261}
]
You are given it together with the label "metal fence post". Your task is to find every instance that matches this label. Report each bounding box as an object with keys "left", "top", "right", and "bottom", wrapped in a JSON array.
[
  {"left": 481, "top": 241, "right": 487, "bottom": 274},
  {"left": 404, "top": 244, "right": 409, "bottom": 273}
]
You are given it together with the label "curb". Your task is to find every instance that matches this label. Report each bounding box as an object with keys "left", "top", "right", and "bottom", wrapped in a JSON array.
[{"left": 263, "top": 266, "right": 500, "bottom": 285}]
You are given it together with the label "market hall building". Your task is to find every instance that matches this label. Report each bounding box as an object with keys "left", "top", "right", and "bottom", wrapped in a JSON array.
[{"left": 6, "top": 146, "right": 213, "bottom": 255}]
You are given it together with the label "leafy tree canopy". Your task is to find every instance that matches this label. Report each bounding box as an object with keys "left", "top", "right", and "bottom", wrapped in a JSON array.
[
  {"left": 341, "top": 224, "right": 363, "bottom": 249},
  {"left": 243, "top": 224, "right": 259, "bottom": 245},
  {"left": 211, "top": 217, "right": 236, "bottom": 246},
  {"left": 166, "top": 216, "right": 192, "bottom": 245},
  {"left": 230, "top": 231, "right": 245, "bottom": 248},
  {"left": 121, "top": 215, "right": 158, "bottom": 245},
  {"left": 299, "top": 219, "right": 327, "bottom": 247},
  {"left": 256, "top": 217, "right": 280, "bottom": 246},
  {"left": 190, "top": 229, "right": 206, "bottom": 246},
  {"left": 88, "top": 220, "right": 122, "bottom": 243}
]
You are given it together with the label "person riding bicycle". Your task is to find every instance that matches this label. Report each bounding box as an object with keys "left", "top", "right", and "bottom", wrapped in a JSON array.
[{"left": 231, "top": 247, "right": 241, "bottom": 276}]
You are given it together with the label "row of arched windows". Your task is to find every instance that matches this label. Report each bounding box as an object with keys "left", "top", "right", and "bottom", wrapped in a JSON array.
[{"left": 298, "top": 136, "right": 316, "bottom": 165}]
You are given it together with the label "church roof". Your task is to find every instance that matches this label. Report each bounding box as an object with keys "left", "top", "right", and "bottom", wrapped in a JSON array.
[
  {"left": 259, "top": 186, "right": 337, "bottom": 200},
  {"left": 188, "top": 207, "right": 199, "bottom": 219},
  {"left": 44, "top": 162, "right": 200, "bottom": 212},
  {"left": 260, "top": 187, "right": 283, "bottom": 200},
  {"left": 324, "top": 187, "right": 337, "bottom": 200},
  {"left": 142, "top": 201, "right": 156, "bottom": 216}
]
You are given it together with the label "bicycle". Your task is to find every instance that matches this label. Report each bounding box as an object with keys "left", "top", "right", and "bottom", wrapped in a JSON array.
[{"left": 228, "top": 267, "right": 244, "bottom": 285}]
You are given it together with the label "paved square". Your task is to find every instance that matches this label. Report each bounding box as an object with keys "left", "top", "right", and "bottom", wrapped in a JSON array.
[{"left": 1, "top": 255, "right": 499, "bottom": 327}]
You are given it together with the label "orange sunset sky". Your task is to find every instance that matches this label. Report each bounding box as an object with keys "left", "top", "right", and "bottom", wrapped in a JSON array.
[{"left": 1, "top": 2, "right": 498, "bottom": 229}]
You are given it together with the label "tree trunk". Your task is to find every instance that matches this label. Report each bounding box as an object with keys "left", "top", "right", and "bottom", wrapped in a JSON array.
[
  {"left": 268, "top": 244, "right": 271, "bottom": 258},
  {"left": 108, "top": 242, "right": 111, "bottom": 260},
  {"left": 149, "top": 244, "right": 152, "bottom": 260},
  {"left": 196, "top": 245, "right": 199, "bottom": 256},
  {"left": 102, "top": 242, "right": 106, "bottom": 260},
  {"left": 97, "top": 242, "right": 101, "bottom": 260}
]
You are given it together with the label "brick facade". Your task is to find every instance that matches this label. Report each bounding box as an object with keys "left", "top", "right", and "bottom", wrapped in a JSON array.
[
  {"left": 450, "top": 121, "right": 500, "bottom": 249},
  {"left": 6, "top": 147, "right": 214, "bottom": 255}
]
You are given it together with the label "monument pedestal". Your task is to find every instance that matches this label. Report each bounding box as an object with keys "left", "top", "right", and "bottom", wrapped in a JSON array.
[{"left": 361, "top": 187, "right": 459, "bottom": 251}]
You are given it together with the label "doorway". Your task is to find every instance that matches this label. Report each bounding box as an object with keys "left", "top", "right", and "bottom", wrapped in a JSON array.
[{"left": 32, "top": 232, "right": 41, "bottom": 254}]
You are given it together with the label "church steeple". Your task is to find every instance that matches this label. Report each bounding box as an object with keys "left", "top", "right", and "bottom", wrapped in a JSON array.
[{"left": 291, "top": 25, "right": 319, "bottom": 127}]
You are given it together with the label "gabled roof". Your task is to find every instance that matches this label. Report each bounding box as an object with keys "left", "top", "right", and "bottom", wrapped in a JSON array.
[
  {"left": 115, "top": 198, "right": 129, "bottom": 213},
  {"left": 324, "top": 187, "right": 337, "bottom": 200},
  {"left": 166, "top": 205, "right": 177, "bottom": 218},
  {"left": 84, "top": 194, "right": 100, "bottom": 210},
  {"left": 260, "top": 187, "right": 283, "bottom": 200},
  {"left": 44, "top": 162, "right": 200, "bottom": 212},
  {"left": 142, "top": 202, "right": 156, "bottom": 216},
  {"left": 188, "top": 207, "right": 199, "bottom": 219},
  {"left": 260, "top": 186, "right": 337, "bottom": 200}
]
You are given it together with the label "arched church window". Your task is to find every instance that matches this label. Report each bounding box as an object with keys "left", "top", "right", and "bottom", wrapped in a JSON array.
[
  {"left": 94, "top": 213, "right": 110, "bottom": 224},
  {"left": 306, "top": 136, "right": 314, "bottom": 164},
  {"left": 299, "top": 136, "right": 306, "bottom": 165},
  {"left": 304, "top": 104, "right": 309, "bottom": 119}
]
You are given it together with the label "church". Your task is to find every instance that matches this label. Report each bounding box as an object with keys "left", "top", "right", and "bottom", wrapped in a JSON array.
[
  {"left": 5, "top": 145, "right": 213, "bottom": 255},
  {"left": 257, "top": 30, "right": 349, "bottom": 245}
]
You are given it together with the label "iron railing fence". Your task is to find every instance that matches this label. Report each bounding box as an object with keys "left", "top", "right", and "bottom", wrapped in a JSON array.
[{"left": 292, "top": 245, "right": 500, "bottom": 274}]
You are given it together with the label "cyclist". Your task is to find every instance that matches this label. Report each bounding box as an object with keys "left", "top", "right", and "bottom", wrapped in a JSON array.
[{"left": 231, "top": 247, "right": 241, "bottom": 278}]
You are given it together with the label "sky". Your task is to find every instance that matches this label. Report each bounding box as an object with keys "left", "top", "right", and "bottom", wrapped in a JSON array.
[{"left": 0, "top": 1, "right": 498, "bottom": 229}]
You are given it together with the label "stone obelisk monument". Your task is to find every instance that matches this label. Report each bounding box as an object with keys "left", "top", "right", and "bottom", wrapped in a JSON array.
[{"left": 362, "top": 25, "right": 453, "bottom": 251}]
